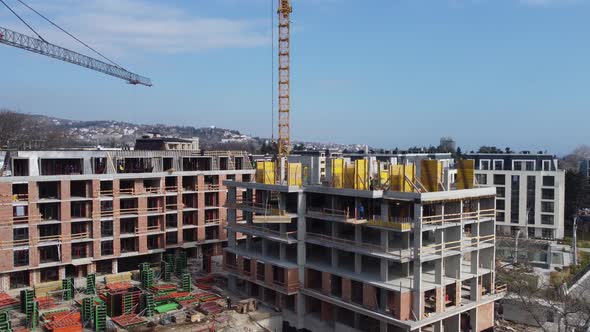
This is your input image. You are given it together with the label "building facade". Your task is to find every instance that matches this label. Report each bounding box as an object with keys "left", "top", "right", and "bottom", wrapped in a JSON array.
[
  {"left": 465, "top": 153, "right": 565, "bottom": 240},
  {"left": 224, "top": 156, "right": 504, "bottom": 332},
  {"left": 0, "top": 149, "right": 254, "bottom": 290}
]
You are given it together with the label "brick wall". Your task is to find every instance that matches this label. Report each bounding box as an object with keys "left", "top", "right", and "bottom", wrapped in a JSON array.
[{"left": 60, "top": 180, "right": 72, "bottom": 263}]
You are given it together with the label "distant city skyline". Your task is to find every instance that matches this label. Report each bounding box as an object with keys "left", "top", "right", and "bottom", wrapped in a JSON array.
[{"left": 1, "top": 0, "right": 589, "bottom": 154}]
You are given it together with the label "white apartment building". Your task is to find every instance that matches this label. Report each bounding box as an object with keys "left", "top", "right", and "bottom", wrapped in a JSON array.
[{"left": 465, "top": 153, "right": 565, "bottom": 240}]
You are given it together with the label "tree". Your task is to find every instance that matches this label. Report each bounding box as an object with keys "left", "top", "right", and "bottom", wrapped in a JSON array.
[{"left": 477, "top": 146, "right": 503, "bottom": 153}]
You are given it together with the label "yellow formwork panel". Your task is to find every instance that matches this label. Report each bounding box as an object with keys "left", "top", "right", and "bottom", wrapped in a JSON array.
[
  {"left": 389, "top": 164, "right": 416, "bottom": 192},
  {"left": 421, "top": 160, "right": 442, "bottom": 192},
  {"left": 354, "top": 159, "right": 368, "bottom": 190},
  {"left": 255, "top": 161, "right": 275, "bottom": 184},
  {"left": 331, "top": 158, "right": 344, "bottom": 188},
  {"left": 288, "top": 162, "right": 302, "bottom": 187},
  {"left": 457, "top": 159, "right": 475, "bottom": 189},
  {"left": 380, "top": 170, "right": 389, "bottom": 186},
  {"left": 344, "top": 164, "right": 355, "bottom": 189}
]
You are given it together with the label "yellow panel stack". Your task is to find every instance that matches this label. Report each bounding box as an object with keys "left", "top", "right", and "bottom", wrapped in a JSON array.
[
  {"left": 288, "top": 162, "right": 302, "bottom": 186},
  {"left": 420, "top": 160, "right": 443, "bottom": 192},
  {"left": 331, "top": 158, "right": 344, "bottom": 188},
  {"left": 379, "top": 170, "right": 389, "bottom": 186},
  {"left": 34, "top": 280, "right": 62, "bottom": 297},
  {"left": 354, "top": 159, "right": 369, "bottom": 190},
  {"left": 457, "top": 159, "right": 475, "bottom": 189},
  {"left": 255, "top": 161, "right": 275, "bottom": 185},
  {"left": 344, "top": 164, "right": 355, "bottom": 189},
  {"left": 389, "top": 164, "right": 416, "bottom": 192}
]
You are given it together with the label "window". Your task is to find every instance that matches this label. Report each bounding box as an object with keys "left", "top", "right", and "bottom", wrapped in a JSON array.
[
  {"left": 475, "top": 174, "right": 487, "bottom": 185},
  {"left": 528, "top": 228, "right": 535, "bottom": 238},
  {"left": 496, "top": 187, "right": 505, "bottom": 198},
  {"left": 496, "top": 199, "right": 505, "bottom": 210},
  {"left": 525, "top": 161, "right": 535, "bottom": 171},
  {"left": 496, "top": 212, "right": 505, "bottom": 222},
  {"left": 542, "top": 188, "right": 554, "bottom": 200},
  {"left": 514, "top": 161, "right": 523, "bottom": 171},
  {"left": 494, "top": 160, "right": 504, "bottom": 170},
  {"left": 480, "top": 160, "right": 490, "bottom": 170},
  {"left": 543, "top": 160, "right": 552, "bottom": 171},
  {"left": 526, "top": 176, "right": 535, "bottom": 225},
  {"left": 511, "top": 175, "right": 520, "bottom": 223},
  {"left": 494, "top": 175, "right": 505, "bottom": 185},
  {"left": 541, "top": 215, "right": 554, "bottom": 225},
  {"left": 542, "top": 229, "right": 553, "bottom": 239},
  {"left": 543, "top": 176, "right": 555, "bottom": 187},
  {"left": 541, "top": 202, "right": 554, "bottom": 213}
]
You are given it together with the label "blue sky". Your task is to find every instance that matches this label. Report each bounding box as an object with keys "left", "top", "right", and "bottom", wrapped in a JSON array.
[{"left": 0, "top": 0, "right": 589, "bottom": 154}]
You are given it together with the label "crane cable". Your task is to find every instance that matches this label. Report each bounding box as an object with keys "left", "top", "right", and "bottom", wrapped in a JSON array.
[
  {"left": 0, "top": 0, "right": 46, "bottom": 42},
  {"left": 14, "top": 0, "right": 123, "bottom": 68}
]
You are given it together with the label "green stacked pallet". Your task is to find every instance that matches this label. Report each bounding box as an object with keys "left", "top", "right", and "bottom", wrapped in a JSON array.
[
  {"left": 141, "top": 268, "right": 154, "bottom": 289},
  {"left": 165, "top": 254, "right": 174, "bottom": 272},
  {"left": 144, "top": 293, "right": 154, "bottom": 317},
  {"left": 94, "top": 303, "right": 106, "bottom": 332},
  {"left": 175, "top": 252, "right": 187, "bottom": 276},
  {"left": 123, "top": 293, "right": 133, "bottom": 314},
  {"left": 62, "top": 277, "right": 74, "bottom": 301},
  {"left": 82, "top": 297, "right": 93, "bottom": 322},
  {"left": 26, "top": 301, "right": 37, "bottom": 330},
  {"left": 86, "top": 273, "right": 96, "bottom": 295},
  {"left": 163, "top": 262, "right": 172, "bottom": 282},
  {"left": 181, "top": 272, "right": 191, "bottom": 293},
  {"left": 0, "top": 311, "right": 11, "bottom": 332}
]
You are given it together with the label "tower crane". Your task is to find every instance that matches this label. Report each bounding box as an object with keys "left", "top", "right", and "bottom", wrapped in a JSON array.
[
  {"left": 0, "top": 0, "right": 151, "bottom": 86},
  {"left": 276, "top": 0, "right": 292, "bottom": 183}
]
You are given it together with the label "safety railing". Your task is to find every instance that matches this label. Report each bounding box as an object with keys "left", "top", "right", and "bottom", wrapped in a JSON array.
[
  {"left": 119, "top": 188, "right": 136, "bottom": 196},
  {"left": 235, "top": 200, "right": 287, "bottom": 216},
  {"left": 94, "top": 189, "right": 114, "bottom": 197},
  {"left": 10, "top": 214, "right": 42, "bottom": 225},
  {"left": 119, "top": 207, "right": 139, "bottom": 216},
  {"left": 144, "top": 186, "right": 163, "bottom": 194},
  {"left": 135, "top": 225, "right": 162, "bottom": 235},
  {"left": 234, "top": 224, "right": 297, "bottom": 241},
  {"left": 202, "top": 184, "right": 221, "bottom": 191},
  {"left": 462, "top": 234, "right": 495, "bottom": 249},
  {"left": 495, "top": 283, "right": 508, "bottom": 294},
  {"left": 0, "top": 238, "right": 30, "bottom": 249},
  {"left": 305, "top": 232, "right": 412, "bottom": 259},
  {"left": 421, "top": 209, "right": 496, "bottom": 226},
  {"left": 367, "top": 216, "right": 413, "bottom": 231},
  {"left": 164, "top": 185, "right": 178, "bottom": 192},
  {"left": 419, "top": 239, "right": 463, "bottom": 256},
  {"left": 11, "top": 194, "right": 29, "bottom": 202},
  {"left": 146, "top": 206, "right": 164, "bottom": 214}
]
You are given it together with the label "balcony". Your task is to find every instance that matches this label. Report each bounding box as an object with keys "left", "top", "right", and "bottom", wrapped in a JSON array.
[
  {"left": 228, "top": 223, "right": 297, "bottom": 243},
  {"left": 366, "top": 216, "right": 412, "bottom": 232},
  {"left": 305, "top": 232, "right": 413, "bottom": 261}
]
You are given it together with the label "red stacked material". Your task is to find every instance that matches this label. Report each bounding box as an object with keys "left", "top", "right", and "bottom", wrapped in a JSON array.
[
  {"left": 106, "top": 282, "right": 132, "bottom": 291},
  {"left": 0, "top": 292, "right": 19, "bottom": 310},
  {"left": 195, "top": 276, "right": 214, "bottom": 284},
  {"left": 112, "top": 313, "right": 147, "bottom": 328},
  {"left": 44, "top": 311, "right": 82, "bottom": 332},
  {"left": 37, "top": 296, "right": 57, "bottom": 309},
  {"left": 198, "top": 302, "right": 223, "bottom": 315},
  {"left": 197, "top": 293, "right": 221, "bottom": 303},
  {"left": 195, "top": 283, "right": 213, "bottom": 290},
  {"left": 177, "top": 297, "right": 199, "bottom": 306},
  {"left": 149, "top": 284, "right": 176, "bottom": 293},
  {"left": 154, "top": 292, "right": 190, "bottom": 302}
]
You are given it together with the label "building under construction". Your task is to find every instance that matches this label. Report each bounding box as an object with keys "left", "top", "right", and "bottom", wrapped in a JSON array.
[
  {"left": 0, "top": 147, "right": 254, "bottom": 290},
  {"left": 224, "top": 155, "right": 506, "bottom": 332}
]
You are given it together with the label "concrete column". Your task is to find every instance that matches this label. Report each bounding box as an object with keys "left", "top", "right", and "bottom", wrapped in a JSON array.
[
  {"left": 381, "top": 230, "right": 389, "bottom": 252},
  {"left": 470, "top": 308, "right": 478, "bottom": 332},
  {"left": 380, "top": 258, "right": 388, "bottom": 282},
  {"left": 380, "top": 321, "right": 388, "bottom": 332},
  {"left": 470, "top": 277, "right": 479, "bottom": 301},
  {"left": 433, "top": 320, "right": 443, "bottom": 332},
  {"left": 331, "top": 248, "right": 338, "bottom": 268},
  {"left": 381, "top": 202, "right": 389, "bottom": 221},
  {"left": 296, "top": 191, "right": 306, "bottom": 330},
  {"left": 228, "top": 187, "right": 237, "bottom": 246},
  {"left": 355, "top": 253, "right": 362, "bottom": 273},
  {"left": 412, "top": 203, "right": 423, "bottom": 320},
  {"left": 280, "top": 243, "right": 286, "bottom": 261},
  {"left": 444, "top": 313, "right": 461, "bottom": 332},
  {"left": 112, "top": 260, "right": 118, "bottom": 274},
  {"left": 435, "top": 230, "right": 444, "bottom": 285},
  {"left": 471, "top": 222, "right": 479, "bottom": 275}
]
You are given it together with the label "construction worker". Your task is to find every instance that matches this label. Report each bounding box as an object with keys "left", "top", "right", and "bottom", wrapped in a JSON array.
[
  {"left": 357, "top": 203, "right": 365, "bottom": 220},
  {"left": 226, "top": 296, "right": 232, "bottom": 309}
]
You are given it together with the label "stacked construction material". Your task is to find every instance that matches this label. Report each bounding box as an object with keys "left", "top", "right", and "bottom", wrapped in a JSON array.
[
  {"left": 196, "top": 293, "right": 221, "bottom": 303},
  {"left": 34, "top": 281, "right": 62, "bottom": 298},
  {"left": 0, "top": 292, "right": 19, "bottom": 311},
  {"left": 197, "top": 302, "right": 223, "bottom": 315},
  {"left": 142, "top": 293, "right": 154, "bottom": 317},
  {"left": 153, "top": 292, "right": 190, "bottom": 305},
  {"left": 43, "top": 310, "right": 82, "bottom": 332},
  {"left": 105, "top": 282, "right": 132, "bottom": 292},
  {"left": 0, "top": 311, "right": 11, "bottom": 331},
  {"left": 104, "top": 272, "right": 132, "bottom": 284},
  {"left": 36, "top": 296, "right": 57, "bottom": 310},
  {"left": 111, "top": 313, "right": 146, "bottom": 329},
  {"left": 175, "top": 295, "right": 199, "bottom": 307},
  {"left": 154, "top": 303, "right": 178, "bottom": 314},
  {"left": 85, "top": 274, "right": 96, "bottom": 295},
  {"left": 181, "top": 273, "right": 191, "bottom": 293},
  {"left": 104, "top": 286, "right": 141, "bottom": 317},
  {"left": 175, "top": 252, "right": 187, "bottom": 276},
  {"left": 94, "top": 303, "right": 106, "bottom": 332},
  {"left": 61, "top": 278, "right": 73, "bottom": 301},
  {"left": 148, "top": 284, "right": 176, "bottom": 296}
]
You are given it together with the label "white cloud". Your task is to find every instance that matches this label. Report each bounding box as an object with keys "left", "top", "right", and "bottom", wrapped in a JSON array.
[{"left": 1, "top": 0, "right": 269, "bottom": 57}]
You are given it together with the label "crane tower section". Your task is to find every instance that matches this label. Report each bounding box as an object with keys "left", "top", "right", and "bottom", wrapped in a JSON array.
[{"left": 277, "top": 0, "right": 292, "bottom": 158}]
